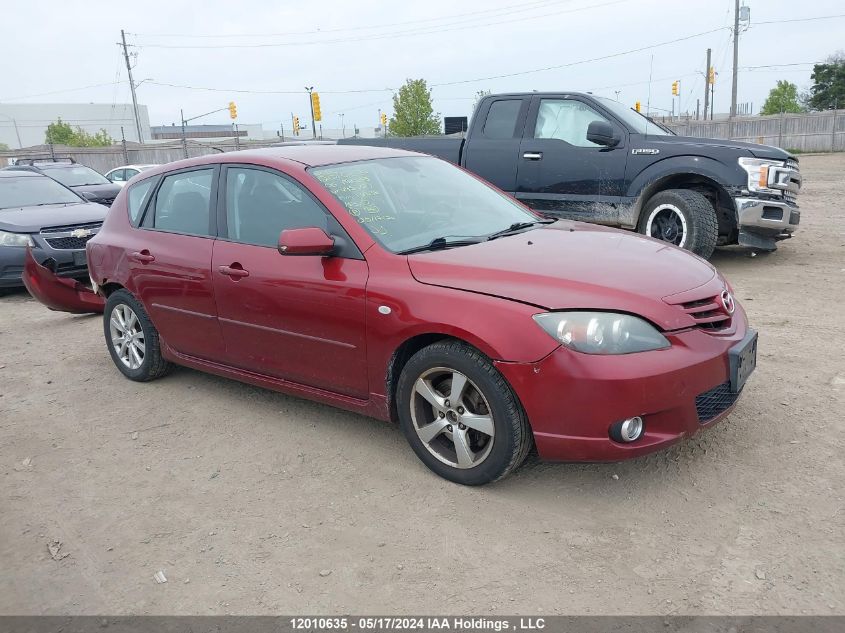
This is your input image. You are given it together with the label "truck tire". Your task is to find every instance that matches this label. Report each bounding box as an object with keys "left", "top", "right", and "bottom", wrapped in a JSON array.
[{"left": 638, "top": 189, "right": 718, "bottom": 259}]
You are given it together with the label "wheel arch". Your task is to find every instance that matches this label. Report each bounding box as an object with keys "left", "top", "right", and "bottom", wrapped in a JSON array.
[
  {"left": 386, "top": 333, "right": 487, "bottom": 424},
  {"left": 634, "top": 173, "right": 736, "bottom": 238}
]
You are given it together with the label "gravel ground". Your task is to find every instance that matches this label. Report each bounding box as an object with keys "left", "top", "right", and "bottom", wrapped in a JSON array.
[{"left": 0, "top": 153, "right": 843, "bottom": 615}]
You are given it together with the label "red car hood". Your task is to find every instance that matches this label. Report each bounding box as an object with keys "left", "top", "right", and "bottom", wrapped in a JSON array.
[{"left": 407, "top": 222, "right": 719, "bottom": 331}]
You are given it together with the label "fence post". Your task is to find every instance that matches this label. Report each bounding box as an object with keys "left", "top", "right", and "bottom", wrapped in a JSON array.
[
  {"left": 832, "top": 107, "right": 838, "bottom": 153},
  {"left": 778, "top": 112, "right": 784, "bottom": 148}
]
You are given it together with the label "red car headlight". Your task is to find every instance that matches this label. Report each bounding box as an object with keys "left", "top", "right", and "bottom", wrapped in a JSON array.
[{"left": 532, "top": 312, "right": 670, "bottom": 355}]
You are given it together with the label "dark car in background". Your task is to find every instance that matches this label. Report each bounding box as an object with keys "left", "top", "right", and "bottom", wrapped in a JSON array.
[
  {"left": 0, "top": 170, "right": 107, "bottom": 288},
  {"left": 5, "top": 157, "right": 121, "bottom": 206}
]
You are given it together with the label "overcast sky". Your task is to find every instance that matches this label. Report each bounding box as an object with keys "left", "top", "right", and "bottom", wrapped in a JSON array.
[{"left": 1, "top": 0, "right": 843, "bottom": 132}]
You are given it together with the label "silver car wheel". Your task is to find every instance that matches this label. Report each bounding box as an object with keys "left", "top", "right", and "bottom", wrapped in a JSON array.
[
  {"left": 410, "top": 367, "right": 495, "bottom": 469},
  {"left": 109, "top": 303, "right": 145, "bottom": 370}
]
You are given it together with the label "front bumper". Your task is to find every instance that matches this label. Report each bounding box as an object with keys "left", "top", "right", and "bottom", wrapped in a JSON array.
[
  {"left": 735, "top": 198, "right": 800, "bottom": 251},
  {"left": 1, "top": 240, "right": 89, "bottom": 288},
  {"left": 495, "top": 319, "right": 751, "bottom": 462}
]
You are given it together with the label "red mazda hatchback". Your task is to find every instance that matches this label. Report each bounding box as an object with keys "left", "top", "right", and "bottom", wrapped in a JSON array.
[{"left": 24, "top": 146, "right": 757, "bottom": 485}]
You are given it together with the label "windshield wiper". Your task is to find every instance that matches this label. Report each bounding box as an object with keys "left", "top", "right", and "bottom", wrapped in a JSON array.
[
  {"left": 397, "top": 236, "right": 482, "bottom": 255},
  {"left": 487, "top": 219, "right": 555, "bottom": 241}
]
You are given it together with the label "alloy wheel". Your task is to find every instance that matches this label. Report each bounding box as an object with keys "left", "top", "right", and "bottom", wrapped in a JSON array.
[
  {"left": 410, "top": 367, "right": 495, "bottom": 469},
  {"left": 109, "top": 303, "right": 145, "bottom": 370},
  {"left": 646, "top": 203, "right": 688, "bottom": 247}
]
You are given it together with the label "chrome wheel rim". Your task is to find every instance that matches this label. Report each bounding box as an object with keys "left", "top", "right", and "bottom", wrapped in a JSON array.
[
  {"left": 410, "top": 367, "right": 495, "bottom": 469},
  {"left": 646, "top": 203, "right": 688, "bottom": 247},
  {"left": 109, "top": 304, "right": 145, "bottom": 370}
]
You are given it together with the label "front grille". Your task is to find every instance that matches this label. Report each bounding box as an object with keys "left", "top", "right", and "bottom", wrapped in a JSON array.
[
  {"left": 695, "top": 381, "right": 740, "bottom": 423},
  {"left": 783, "top": 189, "right": 798, "bottom": 204},
  {"left": 678, "top": 296, "right": 732, "bottom": 332},
  {"left": 45, "top": 235, "right": 94, "bottom": 250},
  {"left": 41, "top": 221, "right": 102, "bottom": 234}
]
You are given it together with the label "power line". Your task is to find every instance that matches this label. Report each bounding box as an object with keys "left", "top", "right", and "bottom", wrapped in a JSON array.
[
  {"left": 754, "top": 13, "right": 845, "bottom": 25},
  {"left": 146, "top": 81, "right": 394, "bottom": 95},
  {"left": 0, "top": 81, "right": 124, "bottom": 102},
  {"left": 133, "top": 1, "right": 626, "bottom": 49},
  {"left": 128, "top": 0, "right": 566, "bottom": 38},
  {"left": 430, "top": 26, "right": 728, "bottom": 87}
]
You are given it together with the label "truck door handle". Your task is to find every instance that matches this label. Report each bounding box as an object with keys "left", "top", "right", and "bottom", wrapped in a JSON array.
[
  {"left": 522, "top": 152, "right": 543, "bottom": 160},
  {"left": 130, "top": 250, "right": 155, "bottom": 263},
  {"left": 218, "top": 264, "right": 250, "bottom": 279}
]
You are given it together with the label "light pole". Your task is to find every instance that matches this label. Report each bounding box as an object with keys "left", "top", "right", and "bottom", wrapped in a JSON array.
[
  {"left": 305, "top": 86, "right": 317, "bottom": 139},
  {"left": 614, "top": 90, "right": 621, "bottom": 102},
  {"left": 339, "top": 113, "right": 345, "bottom": 139}
]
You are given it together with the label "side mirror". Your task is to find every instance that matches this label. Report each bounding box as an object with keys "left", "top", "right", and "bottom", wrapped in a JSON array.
[
  {"left": 586, "top": 120, "right": 620, "bottom": 147},
  {"left": 278, "top": 227, "right": 335, "bottom": 256}
]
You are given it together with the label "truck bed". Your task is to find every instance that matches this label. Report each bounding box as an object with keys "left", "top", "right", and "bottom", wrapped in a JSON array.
[{"left": 337, "top": 136, "right": 464, "bottom": 164}]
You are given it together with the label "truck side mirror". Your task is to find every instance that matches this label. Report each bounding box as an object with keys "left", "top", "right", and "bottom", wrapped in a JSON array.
[{"left": 586, "top": 120, "right": 620, "bottom": 147}]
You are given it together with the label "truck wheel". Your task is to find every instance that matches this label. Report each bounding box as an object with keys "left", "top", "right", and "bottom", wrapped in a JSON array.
[
  {"left": 638, "top": 189, "right": 718, "bottom": 259},
  {"left": 396, "top": 340, "right": 533, "bottom": 486}
]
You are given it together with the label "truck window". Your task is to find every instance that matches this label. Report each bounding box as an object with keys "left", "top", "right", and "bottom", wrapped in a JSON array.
[
  {"left": 483, "top": 100, "right": 522, "bottom": 139},
  {"left": 534, "top": 99, "right": 611, "bottom": 147}
]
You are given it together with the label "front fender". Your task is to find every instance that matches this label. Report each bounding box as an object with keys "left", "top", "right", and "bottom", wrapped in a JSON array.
[
  {"left": 22, "top": 247, "right": 104, "bottom": 314},
  {"left": 627, "top": 155, "right": 740, "bottom": 200}
]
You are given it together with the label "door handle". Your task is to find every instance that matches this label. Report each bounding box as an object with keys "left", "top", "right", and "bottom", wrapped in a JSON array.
[
  {"left": 130, "top": 250, "right": 155, "bottom": 263},
  {"left": 522, "top": 152, "right": 543, "bottom": 160},
  {"left": 218, "top": 264, "right": 250, "bottom": 279}
]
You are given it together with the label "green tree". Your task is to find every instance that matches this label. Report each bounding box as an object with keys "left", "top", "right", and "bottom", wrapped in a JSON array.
[
  {"left": 388, "top": 79, "right": 441, "bottom": 136},
  {"left": 761, "top": 80, "right": 804, "bottom": 115},
  {"left": 808, "top": 52, "right": 845, "bottom": 110},
  {"left": 45, "top": 118, "right": 114, "bottom": 147},
  {"left": 0, "top": 142, "right": 9, "bottom": 152},
  {"left": 471, "top": 89, "right": 491, "bottom": 114}
]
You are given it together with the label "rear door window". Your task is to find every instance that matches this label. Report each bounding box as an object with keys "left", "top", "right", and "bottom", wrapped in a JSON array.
[
  {"left": 127, "top": 178, "right": 156, "bottom": 225},
  {"left": 151, "top": 169, "right": 214, "bottom": 236},
  {"left": 482, "top": 100, "right": 522, "bottom": 139}
]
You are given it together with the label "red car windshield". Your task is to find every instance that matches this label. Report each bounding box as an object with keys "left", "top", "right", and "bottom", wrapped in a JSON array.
[{"left": 311, "top": 156, "right": 537, "bottom": 253}]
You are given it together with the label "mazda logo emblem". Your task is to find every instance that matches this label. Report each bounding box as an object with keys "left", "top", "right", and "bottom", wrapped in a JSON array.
[{"left": 720, "top": 289, "right": 735, "bottom": 315}]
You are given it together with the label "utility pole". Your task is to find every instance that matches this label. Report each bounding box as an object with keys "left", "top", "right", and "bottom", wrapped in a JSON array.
[
  {"left": 120, "top": 29, "right": 144, "bottom": 144},
  {"left": 703, "top": 48, "right": 711, "bottom": 120},
  {"left": 120, "top": 126, "right": 129, "bottom": 163},
  {"left": 730, "top": 0, "right": 739, "bottom": 117},
  {"left": 305, "top": 86, "right": 317, "bottom": 139},
  {"left": 180, "top": 108, "right": 188, "bottom": 159}
]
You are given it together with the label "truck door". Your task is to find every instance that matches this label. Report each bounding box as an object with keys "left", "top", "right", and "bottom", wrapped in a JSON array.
[
  {"left": 461, "top": 97, "right": 529, "bottom": 194},
  {"left": 516, "top": 95, "right": 628, "bottom": 223}
]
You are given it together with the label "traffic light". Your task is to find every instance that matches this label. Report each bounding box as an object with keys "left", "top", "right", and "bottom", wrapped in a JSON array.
[
  {"left": 228, "top": 101, "right": 237, "bottom": 119},
  {"left": 708, "top": 66, "right": 716, "bottom": 85},
  {"left": 293, "top": 116, "right": 300, "bottom": 136},
  {"left": 671, "top": 81, "right": 679, "bottom": 96},
  {"left": 635, "top": 101, "right": 641, "bottom": 113},
  {"left": 380, "top": 112, "right": 387, "bottom": 126},
  {"left": 310, "top": 92, "right": 322, "bottom": 122}
]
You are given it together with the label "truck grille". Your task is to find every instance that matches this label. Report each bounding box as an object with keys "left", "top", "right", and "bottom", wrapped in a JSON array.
[
  {"left": 696, "top": 381, "right": 740, "bottom": 423},
  {"left": 678, "top": 296, "right": 732, "bottom": 332},
  {"left": 783, "top": 158, "right": 800, "bottom": 204}
]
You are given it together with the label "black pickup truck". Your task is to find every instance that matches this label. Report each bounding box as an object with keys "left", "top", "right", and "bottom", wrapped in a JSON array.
[{"left": 339, "top": 92, "right": 802, "bottom": 258}]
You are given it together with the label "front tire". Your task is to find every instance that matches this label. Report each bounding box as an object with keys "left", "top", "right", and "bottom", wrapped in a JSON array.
[
  {"left": 103, "top": 289, "right": 172, "bottom": 382},
  {"left": 638, "top": 189, "right": 718, "bottom": 259},
  {"left": 396, "top": 340, "right": 532, "bottom": 485}
]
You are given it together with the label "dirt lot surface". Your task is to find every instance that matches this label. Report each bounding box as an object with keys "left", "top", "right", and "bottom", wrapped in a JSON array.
[{"left": 1, "top": 154, "right": 843, "bottom": 616}]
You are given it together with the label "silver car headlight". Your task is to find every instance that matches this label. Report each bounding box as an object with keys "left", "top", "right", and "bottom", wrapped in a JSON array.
[
  {"left": 738, "top": 157, "right": 784, "bottom": 194},
  {"left": 533, "top": 311, "right": 670, "bottom": 355},
  {"left": 0, "top": 230, "right": 35, "bottom": 248}
]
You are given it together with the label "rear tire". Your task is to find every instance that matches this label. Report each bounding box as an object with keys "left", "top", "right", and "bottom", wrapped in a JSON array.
[
  {"left": 103, "top": 289, "right": 172, "bottom": 382},
  {"left": 396, "top": 340, "right": 532, "bottom": 485},
  {"left": 638, "top": 189, "right": 718, "bottom": 259}
]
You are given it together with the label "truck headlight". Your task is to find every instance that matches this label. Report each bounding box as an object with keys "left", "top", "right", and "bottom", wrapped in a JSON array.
[
  {"left": 533, "top": 312, "right": 670, "bottom": 355},
  {"left": 738, "top": 157, "right": 783, "bottom": 193},
  {"left": 0, "top": 230, "right": 35, "bottom": 248}
]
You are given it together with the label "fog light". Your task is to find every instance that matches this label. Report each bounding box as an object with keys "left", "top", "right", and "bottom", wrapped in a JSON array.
[{"left": 610, "top": 416, "right": 644, "bottom": 443}]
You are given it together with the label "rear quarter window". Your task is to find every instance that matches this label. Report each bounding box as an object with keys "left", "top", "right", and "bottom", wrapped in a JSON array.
[
  {"left": 127, "top": 178, "right": 156, "bottom": 226},
  {"left": 483, "top": 99, "right": 523, "bottom": 139}
]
